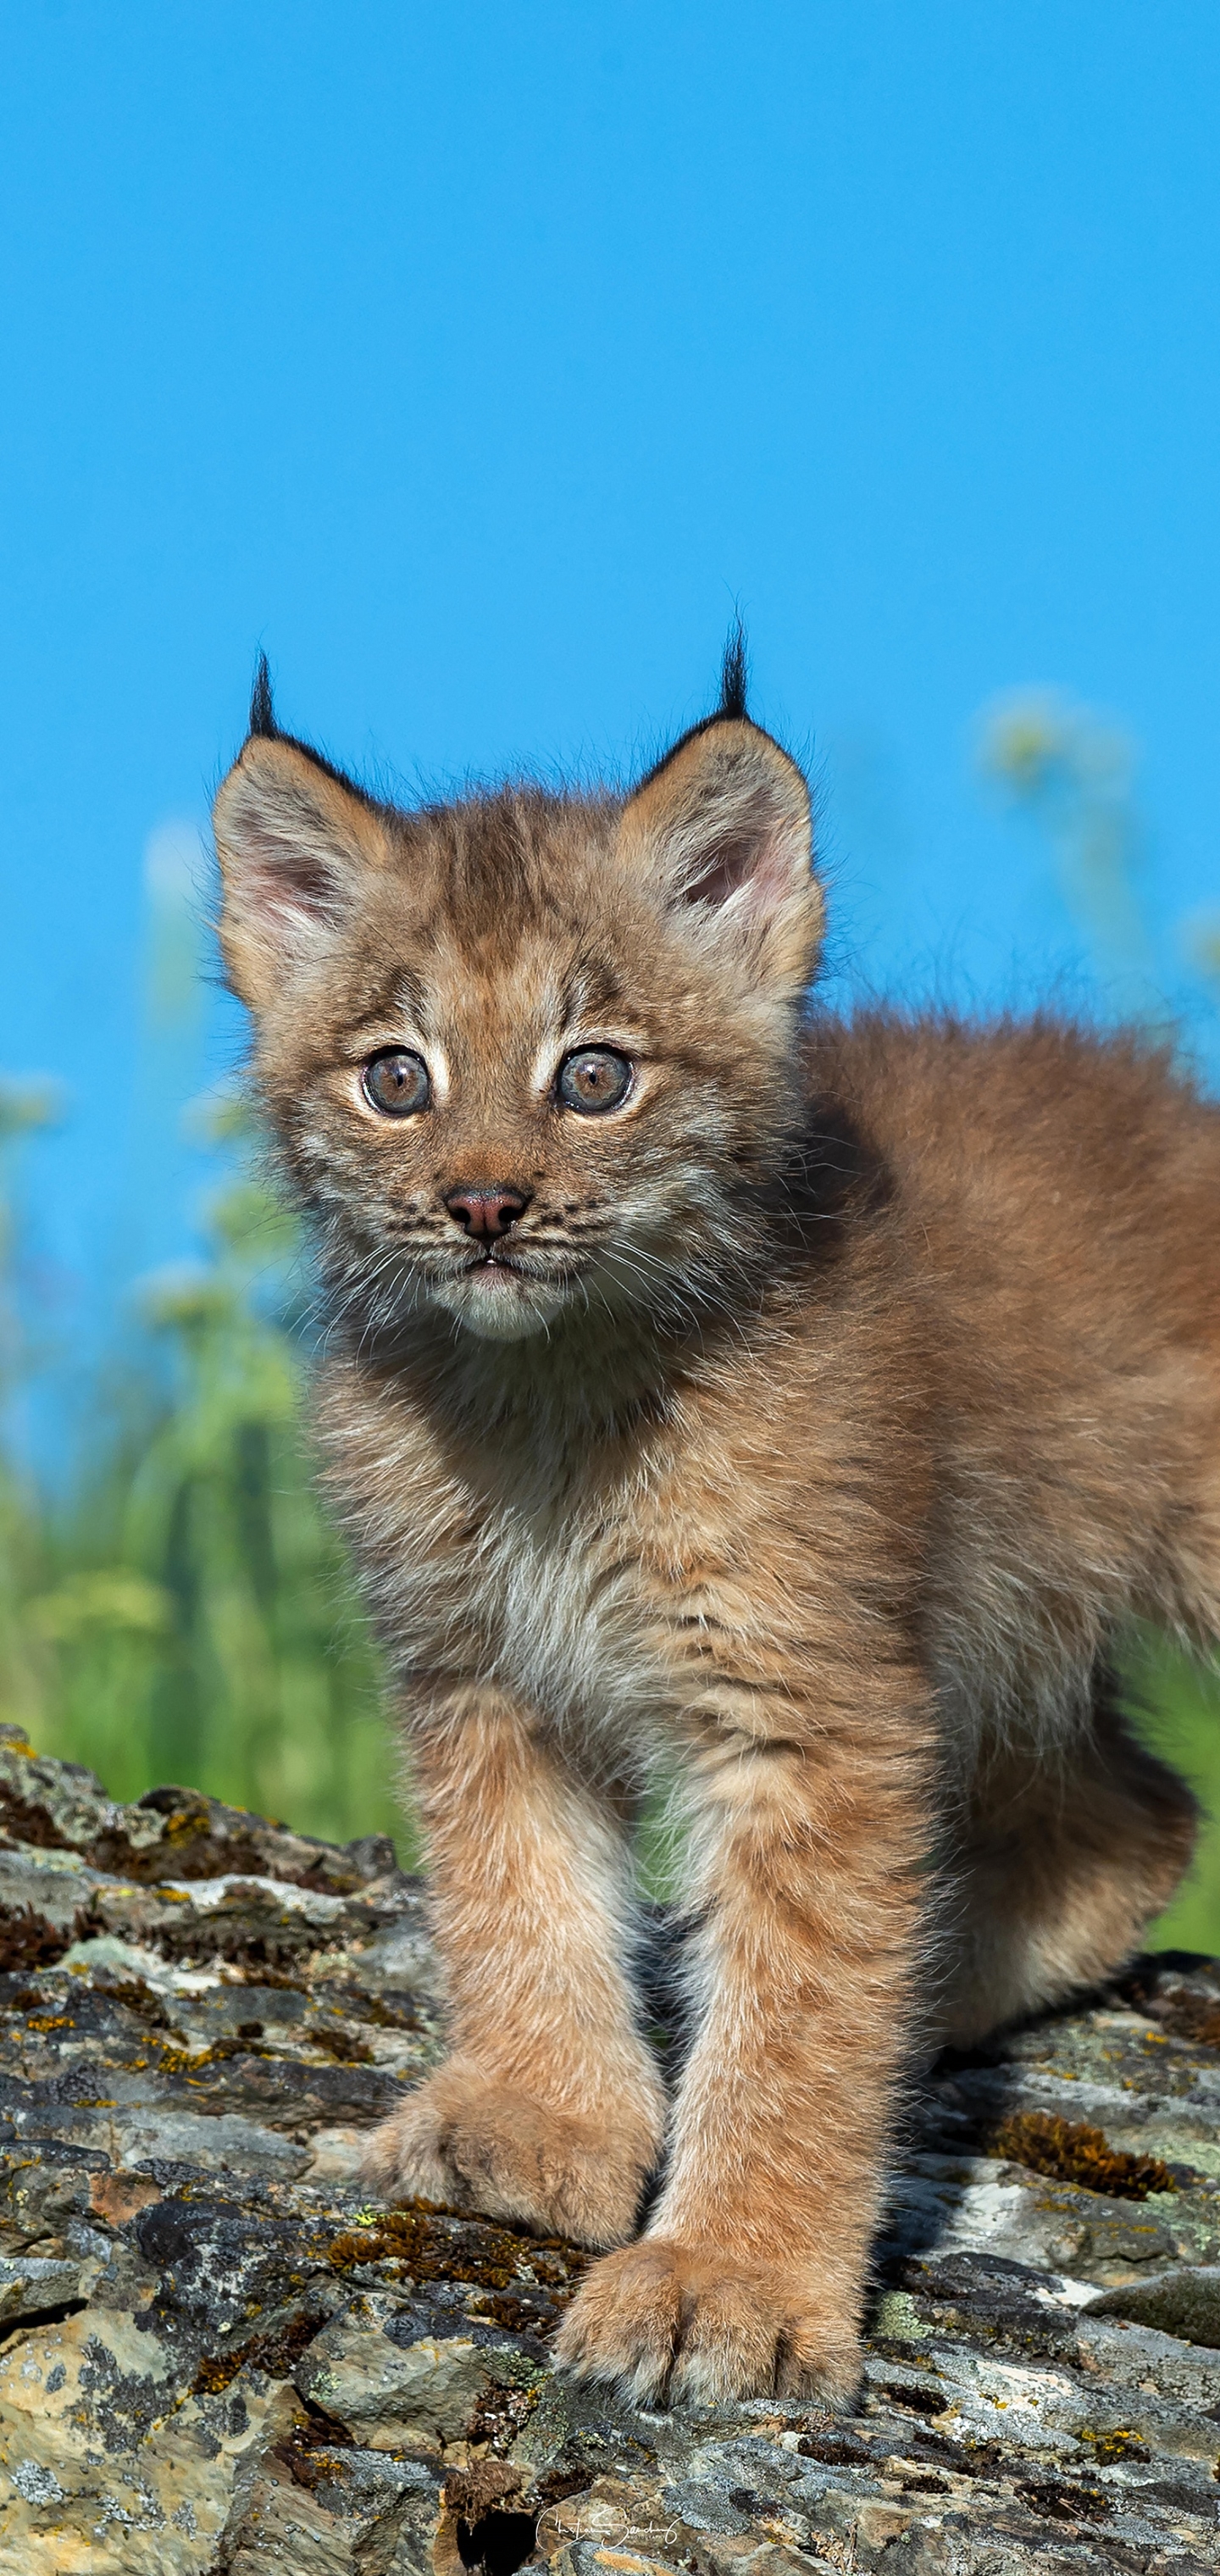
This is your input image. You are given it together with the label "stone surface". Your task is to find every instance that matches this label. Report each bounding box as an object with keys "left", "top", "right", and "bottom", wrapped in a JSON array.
[{"left": 0, "top": 1724, "right": 1217, "bottom": 2571}]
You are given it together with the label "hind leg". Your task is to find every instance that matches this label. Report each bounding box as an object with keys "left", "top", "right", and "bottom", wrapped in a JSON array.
[{"left": 934, "top": 1678, "right": 1198, "bottom": 2048}]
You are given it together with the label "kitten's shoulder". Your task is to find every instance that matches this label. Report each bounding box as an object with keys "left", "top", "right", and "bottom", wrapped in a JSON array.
[
  {"left": 796, "top": 1003, "right": 1220, "bottom": 1253},
  {"left": 800, "top": 1003, "right": 1214, "bottom": 1148}
]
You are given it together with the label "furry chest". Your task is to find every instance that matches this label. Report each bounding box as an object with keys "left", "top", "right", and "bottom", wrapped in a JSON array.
[{"left": 454, "top": 1507, "right": 668, "bottom": 1751}]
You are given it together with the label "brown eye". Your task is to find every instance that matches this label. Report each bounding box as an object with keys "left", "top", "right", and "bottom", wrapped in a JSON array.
[
  {"left": 557, "top": 1047, "right": 633, "bottom": 1114},
  {"left": 362, "top": 1048, "right": 430, "bottom": 1116}
]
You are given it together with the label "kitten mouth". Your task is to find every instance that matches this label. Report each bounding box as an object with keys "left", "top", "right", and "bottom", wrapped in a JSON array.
[
  {"left": 452, "top": 1250, "right": 563, "bottom": 1299},
  {"left": 460, "top": 1247, "right": 581, "bottom": 1285},
  {"left": 433, "top": 1246, "right": 578, "bottom": 1341}
]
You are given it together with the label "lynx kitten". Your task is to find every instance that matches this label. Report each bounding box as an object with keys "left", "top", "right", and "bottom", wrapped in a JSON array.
[{"left": 214, "top": 646, "right": 1214, "bottom": 2404}]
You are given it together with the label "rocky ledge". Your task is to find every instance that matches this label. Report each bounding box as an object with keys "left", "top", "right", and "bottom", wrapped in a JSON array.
[{"left": 0, "top": 1724, "right": 1218, "bottom": 2573}]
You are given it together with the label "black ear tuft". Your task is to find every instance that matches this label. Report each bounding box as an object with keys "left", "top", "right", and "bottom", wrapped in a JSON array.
[
  {"left": 631, "top": 623, "right": 756, "bottom": 796},
  {"left": 718, "top": 620, "right": 748, "bottom": 721},
  {"left": 248, "top": 652, "right": 278, "bottom": 741}
]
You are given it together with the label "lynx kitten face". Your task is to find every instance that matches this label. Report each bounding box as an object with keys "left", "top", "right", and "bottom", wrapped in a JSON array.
[
  {"left": 214, "top": 669, "right": 820, "bottom": 1349},
  {"left": 214, "top": 652, "right": 1220, "bottom": 2412}
]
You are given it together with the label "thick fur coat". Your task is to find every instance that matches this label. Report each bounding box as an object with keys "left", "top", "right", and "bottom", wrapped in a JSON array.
[{"left": 213, "top": 657, "right": 1214, "bottom": 2404}]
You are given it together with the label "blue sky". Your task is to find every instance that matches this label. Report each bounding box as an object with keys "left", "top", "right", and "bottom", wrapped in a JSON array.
[{"left": 3, "top": 3, "right": 1220, "bottom": 1376}]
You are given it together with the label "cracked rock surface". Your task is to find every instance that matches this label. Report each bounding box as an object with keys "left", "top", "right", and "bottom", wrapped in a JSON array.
[{"left": 0, "top": 1723, "right": 1218, "bottom": 2573}]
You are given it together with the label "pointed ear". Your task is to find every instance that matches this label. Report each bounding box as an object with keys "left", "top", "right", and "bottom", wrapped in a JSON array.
[
  {"left": 618, "top": 719, "right": 823, "bottom": 996},
  {"left": 214, "top": 736, "right": 391, "bottom": 1011}
]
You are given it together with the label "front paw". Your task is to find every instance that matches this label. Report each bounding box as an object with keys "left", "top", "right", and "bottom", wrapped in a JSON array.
[
  {"left": 552, "top": 2238, "right": 861, "bottom": 2406},
  {"left": 358, "top": 2062, "right": 659, "bottom": 2250}
]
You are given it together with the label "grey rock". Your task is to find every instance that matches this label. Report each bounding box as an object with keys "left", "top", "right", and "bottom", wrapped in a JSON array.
[
  {"left": 1086, "top": 2261, "right": 1220, "bottom": 2347},
  {"left": 0, "top": 1840, "right": 111, "bottom": 1946},
  {"left": 108, "top": 2108, "right": 316, "bottom": 2180},
  {"left": 0, "top": 2251, "right": 99, "bottom": 2323},
  {"left": 295, "top": 2292, "right": 543, "bottom": 2451},
  {"left": 0, "top": 1721, "right": 397, "bottom": 1896},
  {"left": 0, "top": 1733, "right": 1218, "bottom": 2573}
]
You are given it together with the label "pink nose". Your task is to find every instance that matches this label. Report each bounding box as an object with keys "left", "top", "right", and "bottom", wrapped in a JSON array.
[{"left": 444, "top": 1185, "right": 530, "bottom": 1241}]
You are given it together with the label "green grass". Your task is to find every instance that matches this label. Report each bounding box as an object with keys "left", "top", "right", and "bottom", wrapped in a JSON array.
[
  {"left": 1, "top": 1085, "right": 413, "bottom": 1858},
  {"left": 1126, "top": 1633, "right": 1220, "bottom": 1954}
]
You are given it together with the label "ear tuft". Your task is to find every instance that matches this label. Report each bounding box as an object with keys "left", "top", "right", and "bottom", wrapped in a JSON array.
[
  {"left": 249, "top": 652, "right": 277, "bottom": 741},
  {"left": 718, "top": 619, "right": 748, "bottom": 721}
]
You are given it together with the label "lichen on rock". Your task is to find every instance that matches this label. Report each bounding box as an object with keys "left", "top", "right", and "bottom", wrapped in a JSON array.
[{"left": 1, "top": 1724, "right": 1218, "bottom": 2571}]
